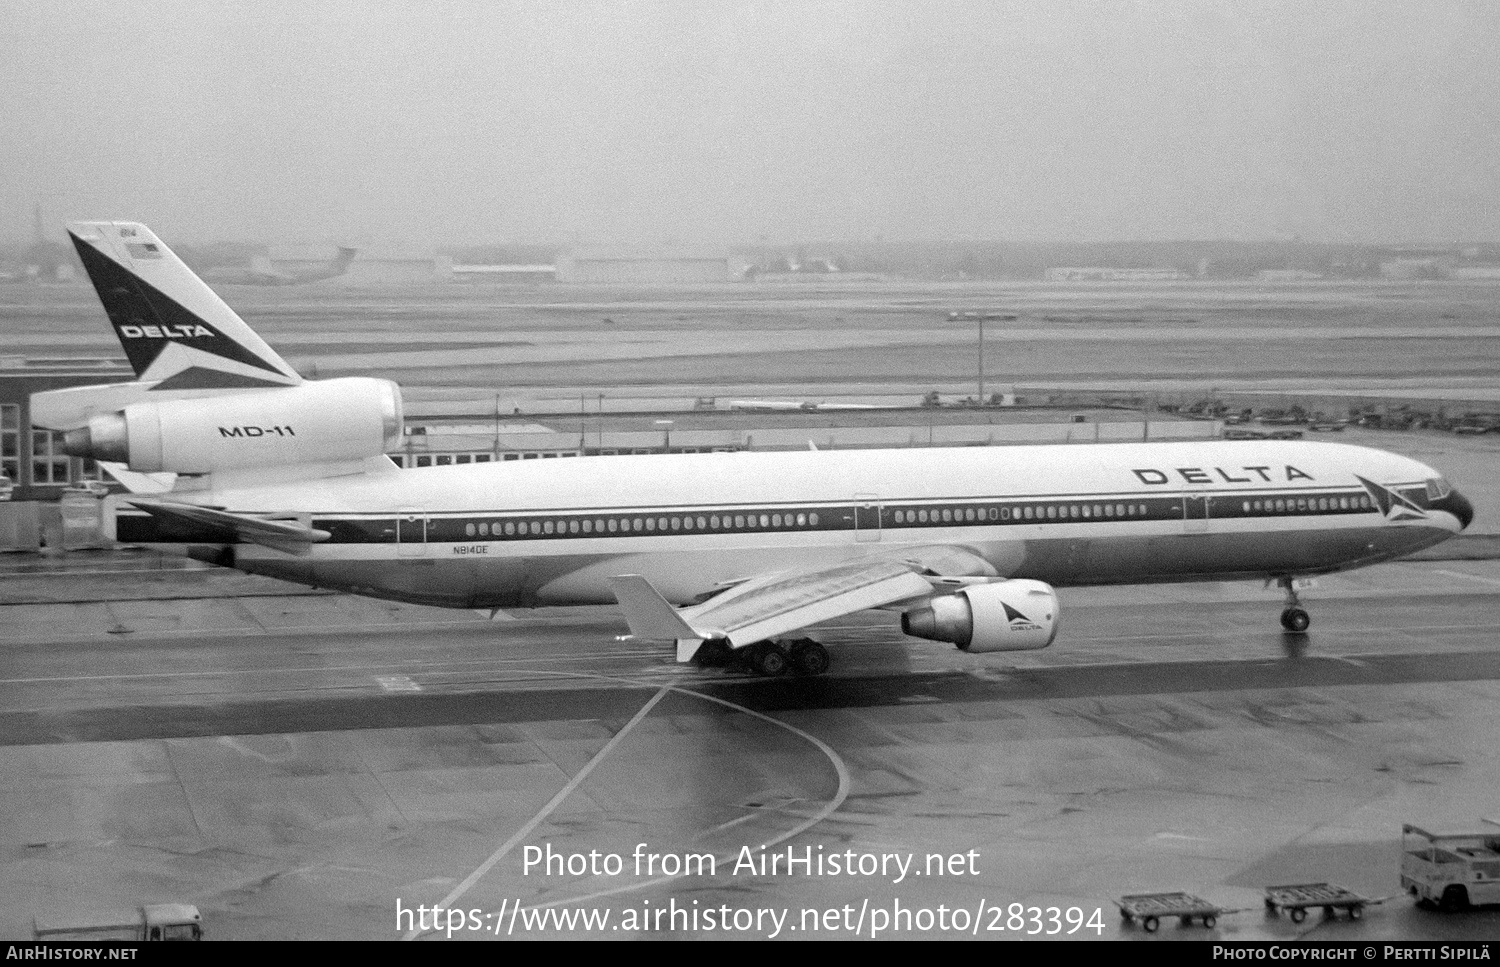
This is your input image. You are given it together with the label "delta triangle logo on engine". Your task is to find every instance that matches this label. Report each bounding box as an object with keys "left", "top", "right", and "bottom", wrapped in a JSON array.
[{"left": 1002, "top": 602, "right": 1043, "bottom": 632}]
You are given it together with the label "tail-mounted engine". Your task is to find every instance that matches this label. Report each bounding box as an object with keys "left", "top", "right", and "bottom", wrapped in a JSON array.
[
  {"left": 901, "top": 580, "right": 1059, "bottom": 652},
  {"left": 61, "top": 377, "right": 402, "bottom": 474}
]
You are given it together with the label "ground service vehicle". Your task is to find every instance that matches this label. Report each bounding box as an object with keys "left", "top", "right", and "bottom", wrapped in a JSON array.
[
  {"left": 32, "top": 903, "right": 203, "bottom": 941},
  {"left": 1401, "top": 824, "right": 1500, "bottom": 910}
]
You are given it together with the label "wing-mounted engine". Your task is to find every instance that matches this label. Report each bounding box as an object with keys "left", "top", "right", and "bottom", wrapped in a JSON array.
[
  {"left": 901, "top": 579, "right": 1059, "bottom": 652},
  {"left": 60, "top": 377, "right": 402, "bottom": 474}
]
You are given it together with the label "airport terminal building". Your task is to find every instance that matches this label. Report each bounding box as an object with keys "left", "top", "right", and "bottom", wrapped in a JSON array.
[{"left": 0, "top": 356, "right": 126, "bottom": 500}]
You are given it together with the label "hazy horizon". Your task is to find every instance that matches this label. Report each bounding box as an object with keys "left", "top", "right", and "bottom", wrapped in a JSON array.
[{"left": 4, "top": 1, "right": 1498, "bottom": 248}]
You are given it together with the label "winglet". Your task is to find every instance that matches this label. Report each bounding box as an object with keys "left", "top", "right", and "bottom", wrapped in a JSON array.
[{"left": 608, "top": 575, "right": 702, "bottom": 641}]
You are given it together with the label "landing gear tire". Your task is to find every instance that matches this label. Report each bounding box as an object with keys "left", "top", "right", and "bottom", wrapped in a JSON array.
[
  {"left": 1276, "top": 576, "right": 1312, "bottom": 634},
  {"left": 789, "top": 639, "right": 831, "bottom": 676},
  {"left": 693, "top": 639, "right": 734, "bottom": 667},
  {"left": 1290, "top": 907, "right": 1307, "bottom": 924},
  {"left": 1281, "top": 607, "right": 1311, "bottom": 633},
  {"left": 748, "top": 642, "right": 789, "bottom": 677}
]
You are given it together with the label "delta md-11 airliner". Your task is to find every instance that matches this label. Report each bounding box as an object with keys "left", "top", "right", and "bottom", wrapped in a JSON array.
[{"left": 32, "top": 222, "right": 1474, "bottom": 676}]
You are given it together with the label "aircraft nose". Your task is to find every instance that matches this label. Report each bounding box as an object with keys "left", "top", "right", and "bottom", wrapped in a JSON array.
[{"left": 1433, "top": 490, "right": 1475, "bottom": 530}]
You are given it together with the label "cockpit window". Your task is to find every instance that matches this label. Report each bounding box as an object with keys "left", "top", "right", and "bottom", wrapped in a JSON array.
[{"left": 1425, "top": 477, "right": 1453, "bottom": 500}]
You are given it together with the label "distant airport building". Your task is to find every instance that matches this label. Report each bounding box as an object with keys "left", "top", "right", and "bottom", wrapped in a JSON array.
[
  {"left": 451, "top": 263, "right": 558, "bottom": 283},
  {"left": 557, "top": 247, "right": 731, "bottom": 284},
  {"left": 1045, "top": 267, "right": 1189, "bottom": 282},
  {"left": 1256, "top": 269, "right": 1324, "bottom": 282},
  {"left": 1377, "top": 246, "right": 1460, "bottom": 280},
  {"left": 269, "top": 244, "right": 452, "bottom": 285},
  {"left": 1379, "top": 258, "right": 1450, "bottom": 280},
  {"left": 1446, "top": 264, "right": 1500, "bottom": 280},
  {"left": 2, "top": 204, "right": 79, "bottom": 283},
  {"left": 390, "top": 416, "right": 1222, "bottom": 467}
]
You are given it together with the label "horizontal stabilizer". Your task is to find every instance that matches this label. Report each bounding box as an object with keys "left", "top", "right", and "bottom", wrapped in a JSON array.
[
  {"left": 128, "top": 500, "right": 329, "bottom": 554},
  {"left": 608, "top": 575, "right": 704, "bottom": 641},
  {"left": 97, "top": 461, "right": 176, "bottom": 495}
]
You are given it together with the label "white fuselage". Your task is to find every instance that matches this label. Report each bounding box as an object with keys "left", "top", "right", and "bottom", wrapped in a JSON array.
[{"left": 108, "top": 439, "right": 1468, "bottom": 610}]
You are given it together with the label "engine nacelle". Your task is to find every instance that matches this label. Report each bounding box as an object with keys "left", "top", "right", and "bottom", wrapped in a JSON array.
[
  {"left": 901, "top": 580, "right": 1059, "bottom": 652},
  {"left": 62, "top": 377, "right": 402, "bottom": 474}
]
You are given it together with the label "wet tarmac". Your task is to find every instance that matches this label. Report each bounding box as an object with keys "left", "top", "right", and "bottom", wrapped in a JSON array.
[{"left": 2, "top": 560, "right": 1499, "bottom": 940}]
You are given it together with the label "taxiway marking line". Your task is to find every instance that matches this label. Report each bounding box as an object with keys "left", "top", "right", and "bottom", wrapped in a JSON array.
[
  {"left": 495, "top": 675, "right": 853, "bottom": 918},
  {"left": 394, "top": 668, "right": 852, "bottom": 935},
  {"left": 1434, "top": 569, "right": 1500, "bottom": 588},
  {"left": 402, "top": 684, "right": 669, "bottom": 941}
]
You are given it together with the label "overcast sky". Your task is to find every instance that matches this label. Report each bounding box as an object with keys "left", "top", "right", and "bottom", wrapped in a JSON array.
[{"left": 3, "top": 0, "right": 1497, "bottom": 246}]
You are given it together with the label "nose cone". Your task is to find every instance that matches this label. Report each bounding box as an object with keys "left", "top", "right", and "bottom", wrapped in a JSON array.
[{"left": 1433, "top": 490, "right": 1475, "bottom": 530}]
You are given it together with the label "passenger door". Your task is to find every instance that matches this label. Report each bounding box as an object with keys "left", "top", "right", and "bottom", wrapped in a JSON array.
[
  {"left": 853, "top": 494, "right": 882, "bottom": 543},
  {"left": 1183, "top": 493, "right": 1212, "bottom": 534},
  {"left": 397, "top": 508, "right": 428, "bottom": 557}
]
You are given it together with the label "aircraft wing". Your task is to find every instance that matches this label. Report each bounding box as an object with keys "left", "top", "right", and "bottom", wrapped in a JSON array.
[
  {"left": 609, "top": 545, "right": 996, "bottom": 657},
  {"left": 127, "top": 500, "right": 330, "bottom": 554}
]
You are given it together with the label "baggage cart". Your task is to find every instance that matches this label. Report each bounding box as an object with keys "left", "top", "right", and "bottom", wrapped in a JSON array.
[
  {"left": 1116, "top": 892, "right": 1233, "bottom": 933},
  {"left": 1263, "top": 883, "right": 1381, "bottom": 923}
]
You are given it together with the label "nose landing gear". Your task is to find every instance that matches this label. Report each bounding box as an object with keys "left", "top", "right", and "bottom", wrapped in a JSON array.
[{"left": 1276, "top": 576, "right": 1312, "bottom": 633}]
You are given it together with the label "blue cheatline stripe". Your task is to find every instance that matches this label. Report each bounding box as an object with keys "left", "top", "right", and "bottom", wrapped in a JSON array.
[{"left": 113, "top": 486, "right": 1405, "bottom": 546}]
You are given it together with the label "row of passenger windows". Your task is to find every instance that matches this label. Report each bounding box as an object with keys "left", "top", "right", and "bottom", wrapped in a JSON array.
[
  {"left": 408, "top": 452, "right": 561, "bottom": 468},
  {"left": 400, "top": 447, "right": 736, "bottom": 468},
  {"left": 463, "top": 511, "right": 823, "bottom": 538},
  {"left": 1242, "top": 494, "right": 1372, "bottom": 514},
  {"left": 450, "top": 493, "right": 1376, "bottom": 540},
  {"left": 892, "top": 503, "right": 1151, "bottom": 524}
]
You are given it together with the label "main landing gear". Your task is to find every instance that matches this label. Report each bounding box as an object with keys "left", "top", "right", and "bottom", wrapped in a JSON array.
[
  {"left": 720, "top": 638, "right": 831, "bottom": 677},
  {"left": 1276, "top": 576, "right": 1312, "bottom": 634}
]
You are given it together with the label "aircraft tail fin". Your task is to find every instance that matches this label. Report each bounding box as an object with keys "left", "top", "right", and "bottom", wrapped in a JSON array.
[
  {"left": 66, "top": 221, "right": 302, "bottom": 391},
  {"left": 300, "top": 246, "right": 357, "bottom": 284}
]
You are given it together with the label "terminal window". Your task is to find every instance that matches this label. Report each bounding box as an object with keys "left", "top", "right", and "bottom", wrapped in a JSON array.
[
  {"left": 1, "top": 404, "right": 19, "bottom": 481},
  {"left": 29, "top": 429, "right": 69, "bottom": 485}
]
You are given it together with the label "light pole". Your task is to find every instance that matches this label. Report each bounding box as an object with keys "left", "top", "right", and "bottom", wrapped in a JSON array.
[
  {"left": 948, "top": 311, "right": 1017, "bottom": 405},
  {"left": 655, "top": 419, "right": 673, "bottom": 453},
  {"left": 978, "top": 314, "right": 985, "bottom": 403}
]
